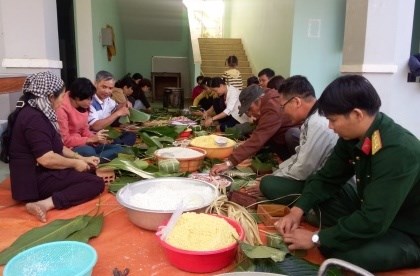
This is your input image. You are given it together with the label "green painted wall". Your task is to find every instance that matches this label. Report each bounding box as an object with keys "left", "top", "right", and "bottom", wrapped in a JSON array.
[
  {"left": 226, "top": 0, "right": 294, "bottom": 77},
  {"left": 91, "top": 0, "right": 126, "bottom": 79},
  {"left": 290, "top": 0, "right": 346, "bottom": 95},
  {"left": 125, "top": 7, "right": 192, "bottom": 81}
]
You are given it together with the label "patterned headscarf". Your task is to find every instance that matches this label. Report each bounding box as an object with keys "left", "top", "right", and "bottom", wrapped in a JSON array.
[{"left": 22, "top": 71, "right": 64, "bottom": 131}]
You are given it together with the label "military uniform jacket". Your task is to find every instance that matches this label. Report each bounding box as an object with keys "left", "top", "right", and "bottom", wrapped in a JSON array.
[{"left": 295, "top": 112, "right": 420, "bottom": 250}]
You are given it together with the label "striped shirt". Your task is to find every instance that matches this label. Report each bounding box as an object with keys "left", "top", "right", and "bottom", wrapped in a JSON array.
[{"left": 222, "top": 68, "right": 243, "bottom": 91}]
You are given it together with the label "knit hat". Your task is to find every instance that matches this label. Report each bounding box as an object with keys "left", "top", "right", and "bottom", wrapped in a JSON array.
[{"left": 238, "top": 84, "right": 264, "bottom": 116}]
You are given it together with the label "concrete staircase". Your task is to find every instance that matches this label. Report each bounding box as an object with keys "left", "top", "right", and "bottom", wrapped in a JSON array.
[{"left": 198, "top": 38, "right": 253, "bottom": 87}]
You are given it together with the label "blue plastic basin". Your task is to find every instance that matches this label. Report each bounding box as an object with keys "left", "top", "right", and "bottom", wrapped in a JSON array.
[{"left": 4, "top": 241, "right": 97, "bottom": 276}]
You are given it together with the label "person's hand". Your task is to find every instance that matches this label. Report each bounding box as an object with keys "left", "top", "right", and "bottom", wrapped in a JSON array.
[
  {"left": 210, "top": 163, "right": 230, "bottom": 176},
  {"left": 115, "top": 106, "right": 130, "bottom": 117},
  {"left": 274, "top": 206, "right": 304, "bottom": 235},
  {"left": 191, "top": 111, "right": 203, "bottom": 117},
  {"left": 283, "top": 228, "right": 316, "bottom": 250},
  {"left": 204, "top": 117, "right": 213, "bottom": 127},
  {"left": 126, "top": 101, "right": 133, "bottom": 108},
  {"left": 82, "top": 156, "right": 100, "bottom": 168},
  {"left": 96, "top": 129, "right": 109, "bottom": 144},
  {"left": 73, "top": 159, "right": 91, "bottom": 172}
]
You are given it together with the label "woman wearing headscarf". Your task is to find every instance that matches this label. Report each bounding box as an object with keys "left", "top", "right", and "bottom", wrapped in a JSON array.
[{"left": 0, "top": 71, "right": 104, "bottom": 223}]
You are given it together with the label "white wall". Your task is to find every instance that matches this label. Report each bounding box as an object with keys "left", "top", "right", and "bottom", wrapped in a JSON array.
[
  {"left": 341, "top": 0, "right": 419, "bottom": 137},
  {"left": 0, "top": 0, "right": 61, "bottom": 76},
  {"left": 366, "top": 0, "right": 420, "bottom": 137},
  {"left": 226, "top": 0, "right": 294, "bottom": 77}
]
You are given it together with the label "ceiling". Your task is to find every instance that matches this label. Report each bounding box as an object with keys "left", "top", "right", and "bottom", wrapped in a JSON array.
[{"left": 116, "top": 0, "right": 186, "bottom": 41}]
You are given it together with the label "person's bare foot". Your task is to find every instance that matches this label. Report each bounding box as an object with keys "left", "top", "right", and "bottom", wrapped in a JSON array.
[{"left": 26, "top": 202, "right": 48, "bottom": 223}]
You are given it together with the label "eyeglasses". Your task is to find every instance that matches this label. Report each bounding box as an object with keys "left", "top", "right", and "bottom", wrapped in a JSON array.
[
  {"left": 279, "top": 92, "right": 314, "bottom": 110},
  {"left": 279, "top": 97, "right": 296, "bottom": 110}
]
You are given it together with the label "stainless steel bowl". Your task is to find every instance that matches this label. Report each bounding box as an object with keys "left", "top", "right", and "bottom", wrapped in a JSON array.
[{"left": 116, "top": 177, "right": 219, "bottom": 231}]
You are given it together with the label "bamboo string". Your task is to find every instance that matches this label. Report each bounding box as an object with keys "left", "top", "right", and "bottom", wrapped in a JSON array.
[{"left": 246, "top": 193, "right": 302, "bottom": 209}]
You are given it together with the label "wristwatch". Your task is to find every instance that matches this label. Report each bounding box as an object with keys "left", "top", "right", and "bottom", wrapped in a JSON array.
[
  {"left": 311, "top": 232, "right": 321, "bottom": 246},
  {"left": 224, "top": 160, "right": 233, "bottom": 168}
]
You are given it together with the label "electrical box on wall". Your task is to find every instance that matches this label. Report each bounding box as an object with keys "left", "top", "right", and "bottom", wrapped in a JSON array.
[{"left": 101, "top": 27, "right": 113, "bottom": 46}]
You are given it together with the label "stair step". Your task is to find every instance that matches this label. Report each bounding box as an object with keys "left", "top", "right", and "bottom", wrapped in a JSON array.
[
  {"left": 200, "top": 48, "right": 246, "bottom": 55},
  {"left": 198, "top": 38, "right": 242, "bottom": 44},
  {"left": 203, "top": 72, "right": 255, "bottom": 79},
  {"left": 201, "top": 66, "right": 253, "bottom": 74},
  {"left": 201, "top": 60, "right": 250, "bottom": 67},
  {"left": 199, "top": 44, "right": 244, "bottom": 50},
  {"left": 201, "top": 55, "right": 248, "bottom": 62},
  {"left": 199, "top": 38, "right": 253, "bottom": 82}
]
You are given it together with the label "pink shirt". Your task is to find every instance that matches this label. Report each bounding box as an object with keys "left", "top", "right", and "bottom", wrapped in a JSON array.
[{"left": 56, "top": 93, "right": 94, "bottom": 148}]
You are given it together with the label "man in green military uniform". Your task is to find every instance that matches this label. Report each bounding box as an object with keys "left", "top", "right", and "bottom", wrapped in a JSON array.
[{"left": 275, "top": 75, "right": 420, "bottom": 272}]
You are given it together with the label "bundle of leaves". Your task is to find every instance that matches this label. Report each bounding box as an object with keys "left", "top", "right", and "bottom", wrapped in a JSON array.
[
  {"left": 225, "top": 122, "right": 256, "bottom": 140},
  {"left": 236, "top": 233, "right": 342, "bottom": 275},
  {"left": 251, "top": 149, "right": 278, "bottom": 174},
  {"left": 101, "top": 153, "right": 185, "bottom": 193}
]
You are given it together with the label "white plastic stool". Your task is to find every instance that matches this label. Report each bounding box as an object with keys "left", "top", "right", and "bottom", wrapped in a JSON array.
[{"left": 318, "top": 258, "right": 374, "bottom": 276}]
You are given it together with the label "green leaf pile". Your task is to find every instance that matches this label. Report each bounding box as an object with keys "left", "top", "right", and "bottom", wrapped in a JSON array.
[
  {"left": 240, "top": 241, "right": 287, "bottom": 262},
  {"left": 0, "top": 214, "right": 103, "bottom": 265},
  {"left": 99, "top": 158, "right": 154, "bottom": 179}
]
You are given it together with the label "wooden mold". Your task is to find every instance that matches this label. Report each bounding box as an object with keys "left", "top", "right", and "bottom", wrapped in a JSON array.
[{"left": 257, "top": 204, "right": 290, "bottom": 226}]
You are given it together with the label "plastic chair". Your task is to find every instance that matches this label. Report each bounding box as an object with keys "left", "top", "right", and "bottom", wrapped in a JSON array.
[{"left": 318, "top": 258, "right": 374, "bottom": 276}]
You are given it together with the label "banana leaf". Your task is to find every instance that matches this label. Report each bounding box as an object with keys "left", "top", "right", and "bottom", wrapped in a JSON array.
[
  {"left": 129, "top": 108, "right": 150, "bottom": 122},
  {"left": 145, "top": 146, "right": 158, "bottom": 156},
  {"left": 66, "top": 214, "right": 104, "bottom": 243},
  {"left": 121, "top": 145, "right": 148, "bottom": 158},
  {"left": 139, "top": 132, "right": 163, "bottom": 148},
  {"left": 119, "top": 115, "right": 130, "bottom": 124},
  {"left": 133, "top": 159, "right": 149, "bottom": 169},
  {"left": 108, "top": 176, "right": 143, "bottom": 194},
  {"left": 236, "top": 249, "right": 342, "bottom": 276},
  {"left": 266, "top": 233, "right": 289, "bottom": 253},
  {"left": 99, "top": 158, "right": 154, "bottom": 179},
  {"left": 155, "top": 136, "right": 175, "bottom": 144},
  {"left": 140, "top": 125, "right": 186, "bottom": 139},
  {"left": 0, "top": 214, "right": 97, "bottom": 265},
  {"left": 106, "top": 126, "right": 121, "bottom": 140},
  {"left": 240, "top": 241, "right": 287, "bottom": 262},
  {"left": 118, "top": 153, "right": 136, "bottom": 161}
]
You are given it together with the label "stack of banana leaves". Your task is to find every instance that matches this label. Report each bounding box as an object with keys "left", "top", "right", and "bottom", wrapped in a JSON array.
[{"left": 101, "top": 124, "right": 189, "bottom": 193}]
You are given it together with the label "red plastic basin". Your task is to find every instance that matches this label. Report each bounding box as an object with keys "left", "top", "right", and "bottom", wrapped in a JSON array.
[{"left": 159, "top": 215, "right": 244, "bottom": 273}]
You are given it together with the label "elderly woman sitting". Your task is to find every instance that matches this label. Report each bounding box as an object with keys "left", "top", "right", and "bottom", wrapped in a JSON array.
[{"left": 0, "top": 72, "right": 104, "bottom": 223}]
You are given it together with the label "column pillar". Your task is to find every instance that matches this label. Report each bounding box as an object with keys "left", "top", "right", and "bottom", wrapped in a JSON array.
[{"left": 340, "top": 0, "right": 419, "bottom": 135}]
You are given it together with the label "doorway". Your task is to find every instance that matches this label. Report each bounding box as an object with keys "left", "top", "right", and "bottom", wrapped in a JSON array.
[{"left": 56, "top": 0, "right": 77, "bottom": 86}]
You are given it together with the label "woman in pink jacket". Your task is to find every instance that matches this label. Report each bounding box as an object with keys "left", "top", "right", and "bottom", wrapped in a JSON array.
[{"left": 57, "top": 78, "right": 122, "bottom": 162}]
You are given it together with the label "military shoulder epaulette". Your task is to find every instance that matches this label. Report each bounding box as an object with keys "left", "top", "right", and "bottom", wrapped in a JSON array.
[{"left": 371, "top": 130, "right": 382, "bottom": 155}]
